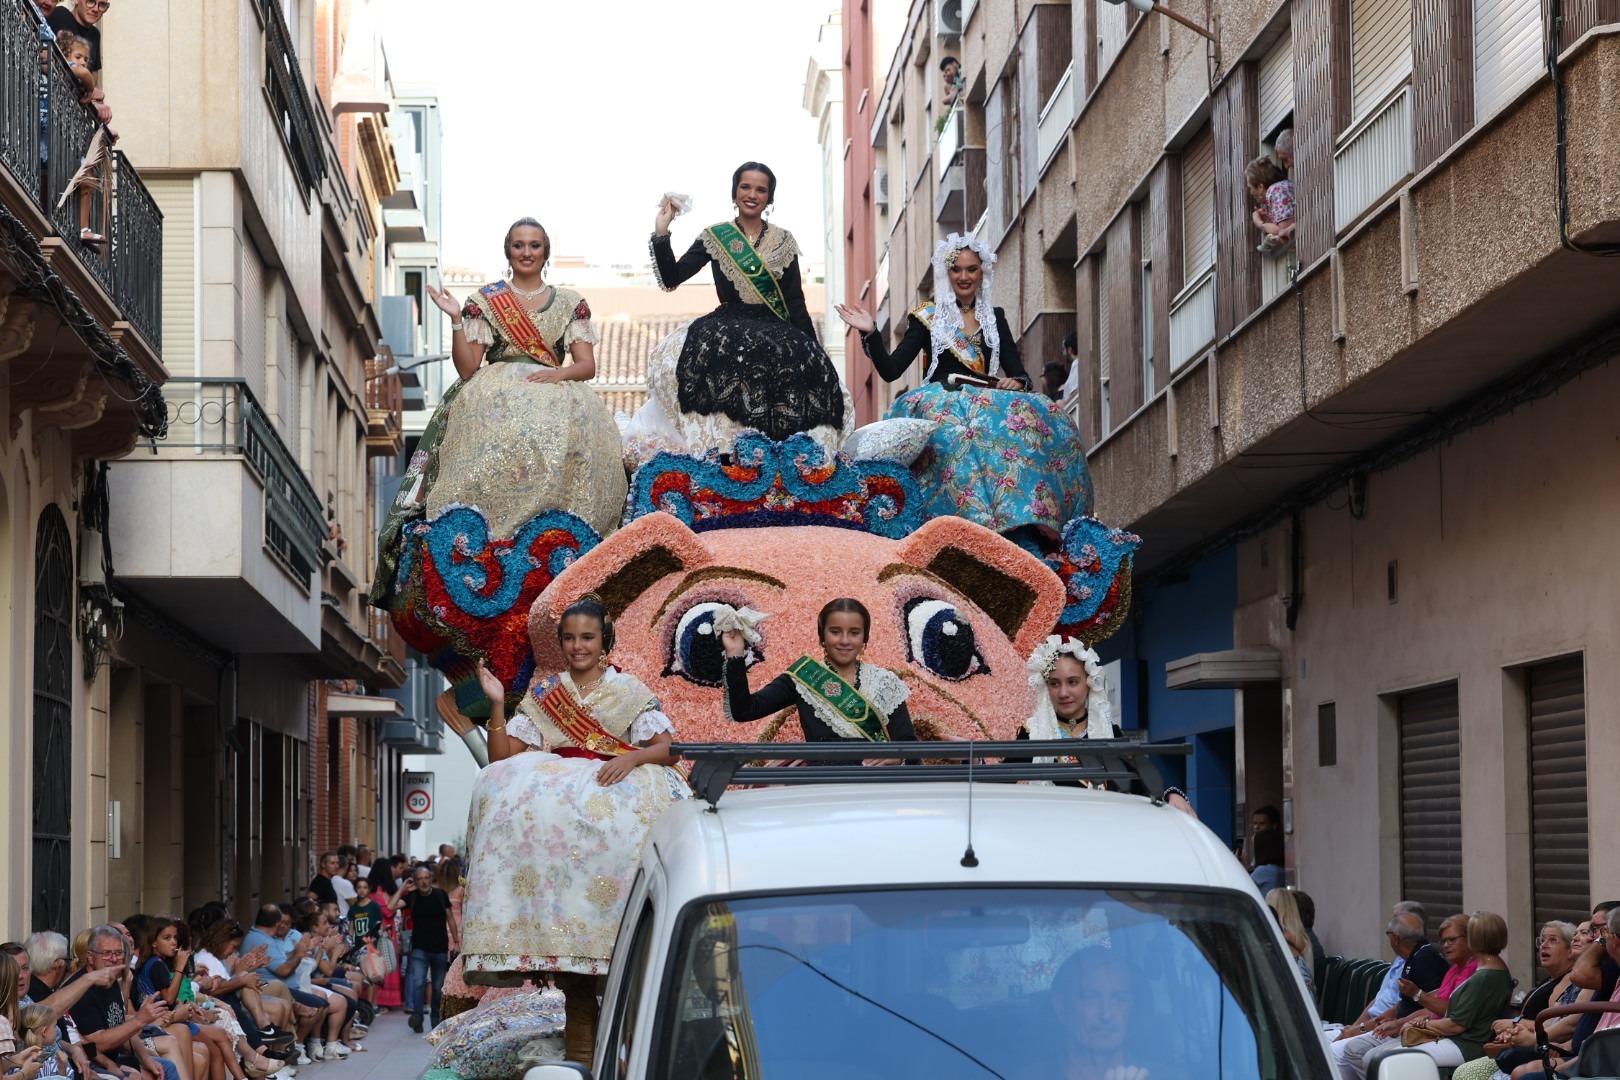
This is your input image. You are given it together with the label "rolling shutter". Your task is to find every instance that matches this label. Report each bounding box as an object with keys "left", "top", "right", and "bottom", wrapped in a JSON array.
[
  {"left": 1181, "top": 131, "right": 1216, "bottom": 282},
  {"left": 148, "top": 177, "right": 197, "bottom": 378},
  {"left": 1258, "top": 30, "right": 1295, "bottom": 138},
  {"left": 1098, "top": 0, "right": 1128, "bottom": 78},
  {"left": 1474, "top": 0, "right": 1542, "bottom": 121},
  {"left": 1097, "top": 249, "right": 1112, "bottom": 432},
  {"left": 1528, "top": 656, "right": 1587, "bottom": 927},
  {"left": 242, "top": 239, "right": 267, "bottom": 405},
  {"left": 1350, "top": 0, "right": 1413, "bottom": 120},
  {"left": 1398, "top": 682, "right": 1461, "bottom": 938}
]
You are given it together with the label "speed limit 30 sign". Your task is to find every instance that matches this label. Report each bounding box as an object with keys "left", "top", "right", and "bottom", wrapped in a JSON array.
[{"left": 402, "top": 771, "right": 435, "bottom": 821}]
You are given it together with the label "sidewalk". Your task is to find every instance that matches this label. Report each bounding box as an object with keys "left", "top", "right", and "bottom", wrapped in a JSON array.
[{"left": 290, "top": 1009, "right": 435, "bottom": 1080}]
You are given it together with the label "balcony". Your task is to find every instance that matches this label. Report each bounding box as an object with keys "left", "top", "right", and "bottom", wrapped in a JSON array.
[
  {"left": 1334, "top": 85, "right": 1415, "bottom": 232},
  {"left": 109, "top": 378, "right": 328, "bottom": 653},
  {"left": 1035, "top": 63, "right": 1075, "bottom": 174},
  {"left": 0, "top": 0, "right": 163, "bottom": 360},
  {"left": 364, "top": 356, "right": 404, "bottom": 457},
  {"left": 260, "top": 0, "right": 326, "bottom": 193}
]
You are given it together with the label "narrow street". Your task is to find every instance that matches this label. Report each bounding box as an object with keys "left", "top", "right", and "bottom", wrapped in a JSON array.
[{"left": 307, "top": 1011, "right": 434, "bottom": 1080}]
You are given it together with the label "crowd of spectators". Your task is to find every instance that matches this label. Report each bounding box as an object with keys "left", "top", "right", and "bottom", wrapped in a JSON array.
[
  {"left": 1322, "top": 899, "right": 1620, "bottom": 1079},
  {"left": 0, "top": 847, "right": 465, "bottom": 1080}
]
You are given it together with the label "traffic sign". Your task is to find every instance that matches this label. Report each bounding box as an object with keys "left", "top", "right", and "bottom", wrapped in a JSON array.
[{"left": 403, "top": 771, "right": 435, "bottom": 821}]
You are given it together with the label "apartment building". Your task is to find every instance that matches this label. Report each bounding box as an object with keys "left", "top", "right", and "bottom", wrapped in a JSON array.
[
  {"left": 858, "top": 0, "right": 1620, "bottom": 967},
  {"left": 0, "top": 0, "right": 170, "bottom": 939},
  {"left": 86, "top": 0, "right": 426, "bottom": 924}
]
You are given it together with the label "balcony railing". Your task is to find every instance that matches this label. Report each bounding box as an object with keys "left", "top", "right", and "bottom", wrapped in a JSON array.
[
  {"left": 935, "top": 101, "right": 964, "bottom": 168},
  {"left": 1168, "top": 268, "right": 1217, "bottom": 372},
  {"left": 0, "top": 0, "right": 162, "bottom": 350},
  {"left": 370, "top": 606, "right": 407, "bottom": 673},
  {"left": 158, "top": 378, "right": 328, "bottom": 589},
  {"left": 363, "top": 357, "right": 404, "bottom": 457},
  {"left": 1035, "top": 63, "right": 1075, "bottom": 172},
  {"left": 260, "top": 0, "right": 326, "bottom": 193},
  {"left": 1334, "top": 85, "right": 1414, "bottom": 232}
]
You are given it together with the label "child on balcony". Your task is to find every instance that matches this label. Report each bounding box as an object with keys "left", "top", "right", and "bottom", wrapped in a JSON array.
[
  {"left": 51, "top": 30, "right": 111, "bottom": 249},
  {"left": 1247, "top": 156, "right": 1295, "bottom": 255}
]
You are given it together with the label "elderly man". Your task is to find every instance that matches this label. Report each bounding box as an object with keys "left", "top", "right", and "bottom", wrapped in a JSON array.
[
  {"left": 1337, "top": 912, "right": 1476, "bottom": 1080},
  {"left": 23, "top": 932, "right": 122, "bottom": 1047},
  {"left": 1330, "top": 907, "right": 1445, "bottom": 1071},
  {"left": 243, "top": 904, "right": 328, "bottom": 1062},
  {"left": 1275, "top": 129, "right": 1294, "bottom": 171},
  {"left": 63, "top": 925, "right": 180, "bottom": 1080}
]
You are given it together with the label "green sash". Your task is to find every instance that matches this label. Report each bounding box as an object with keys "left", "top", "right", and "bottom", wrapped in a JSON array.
[
  {"left": 707, "top": 222, "right": 793, "bottom": 323},
  {"left": 786, "top": 656, "right": 889, "bottom": 742}
]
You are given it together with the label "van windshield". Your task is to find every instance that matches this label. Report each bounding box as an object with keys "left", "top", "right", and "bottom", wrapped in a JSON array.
[{"left": 656, "top": 887, "right": 1325, "bottom": 1080}]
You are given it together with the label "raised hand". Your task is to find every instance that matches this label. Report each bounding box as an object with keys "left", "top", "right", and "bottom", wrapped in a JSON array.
[
  {"left": 475, "top": 659, "right": 505, "bottom": 705},
  {"left": 833, "top": 303, "right": 876, "bottom": 334},
  {"left": 425, "top": 283, "right": 463, "bottom": 319},
  {"left": 654, "top": 197, "right": 679, "bottom": 236},
  {"left": 719, "top": 628, "right": 747, "bottom": 658}
]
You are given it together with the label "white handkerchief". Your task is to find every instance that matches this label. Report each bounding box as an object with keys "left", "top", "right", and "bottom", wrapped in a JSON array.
[
  {"left": 711, "top": 604, "right": 770, "bottom": 645},
  {"left": 661, "top": 192, "right": 693, "bottom": 216}
]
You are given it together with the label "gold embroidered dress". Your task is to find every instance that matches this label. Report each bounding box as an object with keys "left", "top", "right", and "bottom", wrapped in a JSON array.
[
  {"left": 460, "top": 669, "right": 690, "bottom": 977},
  {"left": 371, "top": 285, "right": 626, "bottom": 605}
]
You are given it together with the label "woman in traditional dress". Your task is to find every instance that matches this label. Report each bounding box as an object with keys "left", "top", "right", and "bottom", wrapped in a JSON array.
[
  {"left": 370, "top": 218, "right": 626, "bottom": 607},
  {"left": 1003, "top": 635, "right": 1115, "bottom": 788},
  {"left": 716, "top": 598, "right": 917, "bottom": 742},
  {"left": 834, "top": 232, "right": 1091, "bottom": 543},
  {"left": 646, "top": 162, "right": 853, "bottom": 456},
  {"left": 461, "top": 596, "right": 690, "bottom": 1064}
]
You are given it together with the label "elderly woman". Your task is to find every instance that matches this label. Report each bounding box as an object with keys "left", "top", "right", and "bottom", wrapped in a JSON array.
[
  {"left": 1339, "top": 911, "right": 1480, "bottom": 1079},
  {"left": 1366, "top": 912, "right": 1513, "bottom": 1076},
  {"left": 1452, "top": 920, "right": 1590, "bottom": 1080}
]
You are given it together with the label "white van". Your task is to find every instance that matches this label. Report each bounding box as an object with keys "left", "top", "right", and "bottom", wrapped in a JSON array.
[{"left": 526, "top": 743, "right": 1337, "bottom": 1080}]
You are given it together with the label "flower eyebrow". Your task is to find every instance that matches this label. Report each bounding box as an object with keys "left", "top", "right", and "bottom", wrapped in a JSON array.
[
  {"left": 652, "top": 567, "right": 786, "bottom": 625},
  {"left": 876, "top": 562, "right": 966, "bottom": 601}
]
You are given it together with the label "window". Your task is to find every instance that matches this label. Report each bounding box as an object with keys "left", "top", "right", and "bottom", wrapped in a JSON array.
[
  {"left": 1139, "top": 200, "right": 1155, "bottom": 399},
  {"left": 1317, "top": 702, "right": 1337, "bottom": 767},
  {"left": 32, "top": 506, "right": 74, "bottom": 935},
  {"left": 1096, "top": 248, "right": 1112, "bottom": 433},
  {"left": 1180, "top": 130, "right": 1216, "bottom": 285},
  {"left": 1349, "top": 0, "right": 1413, "bottom": 121},
  {"left": 405, "top": 270, "right": 425, "bottom": 327},
  {"left": 1474, "top": 0, "right": 1542, "bottom": 120},
  {"left": 1258, "top": 31, "right": 1295, "bottom": 142},
  {"left": 656, "top": 889, "right": 1327, "bottom": 1079}
]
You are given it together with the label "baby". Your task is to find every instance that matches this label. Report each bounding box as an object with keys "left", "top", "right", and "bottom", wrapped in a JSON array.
[{"left": 1247, "top": 156, "right": 1295, "bottom": 254}]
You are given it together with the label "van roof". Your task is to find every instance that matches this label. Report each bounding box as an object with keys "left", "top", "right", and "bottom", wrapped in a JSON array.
[{"left": 648, "top": 783, "right": 1252, "bottom": 901}]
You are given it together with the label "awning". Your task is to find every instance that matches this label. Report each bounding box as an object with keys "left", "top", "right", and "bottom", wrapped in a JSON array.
[
  {"left": 327, "top": 692, "right": 404, "bottom": 717},
  {"left": 1165, "top": 647, "right": 1285, "bottom": 690}
]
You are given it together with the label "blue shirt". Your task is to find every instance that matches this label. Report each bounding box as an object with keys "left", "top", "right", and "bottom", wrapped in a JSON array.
[
  {"left": 1370, "top": 955, "right": 1406, "bottom": 1014},
  {"left": 1251, "top": 863, "right": 1286, "bottom": 895},
  {"left": 242, "top": 927, "right": 293, "bottom": 983}
]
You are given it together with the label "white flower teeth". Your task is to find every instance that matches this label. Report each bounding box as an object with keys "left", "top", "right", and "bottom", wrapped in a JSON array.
[
  {"left": 942, "top": 622, "right": 959, "bottom": 636},
  {"left": 698, "top": 624, "right": 713, "bottom": 636}
]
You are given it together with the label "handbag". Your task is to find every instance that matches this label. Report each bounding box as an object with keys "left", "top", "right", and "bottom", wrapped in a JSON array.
[
  {"left": 377, "top": 935, "right": 397, "bottom": 976},
  {"left": 359, "top": 943, "right": 388, "bottom": 984},
  {"left": 1401, "top": 1024, "right": 1446, "bottom": 1047}
]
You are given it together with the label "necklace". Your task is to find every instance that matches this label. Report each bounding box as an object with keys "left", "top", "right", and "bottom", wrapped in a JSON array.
[
  {"left": 572, "top": 674, "right": 603, "bottom": 697},
  {"left": 734, "top": 218, "right": 765, "bottom": 246},
  {"left": 509, "top": 281, "right": 550, "bottom": 300},
  {"left": 955, "top": 297, "right": 975, "bottom": 311}
]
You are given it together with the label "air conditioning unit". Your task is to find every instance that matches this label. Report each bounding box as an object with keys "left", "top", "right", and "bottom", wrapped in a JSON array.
[
  {"left": 873, "top": 168, "right": 890, "bottom": 211},
  {"left": 936, "top": 0, "right": 964, "bottom": 36}
]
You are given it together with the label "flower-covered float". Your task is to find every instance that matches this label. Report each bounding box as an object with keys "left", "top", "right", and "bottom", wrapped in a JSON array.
[{"left": 378, "top": 429, "right": 1139, "bottom": 746}]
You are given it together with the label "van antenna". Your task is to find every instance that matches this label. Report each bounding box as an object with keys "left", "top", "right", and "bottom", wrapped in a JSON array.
[{"left": 960, "top": 740, "right": 979, "bottom": 868}]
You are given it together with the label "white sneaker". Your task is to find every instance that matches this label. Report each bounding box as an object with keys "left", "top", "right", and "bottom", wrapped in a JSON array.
[
  {"left": 321, "top": 1044, "right": 342, "bottom": 1060},
  {"left": 294, "top": 1048, "right": 311, "bottom": 1066},
  {"left": 306, "top": 1039, "right": 323, "bottom": 1062}
]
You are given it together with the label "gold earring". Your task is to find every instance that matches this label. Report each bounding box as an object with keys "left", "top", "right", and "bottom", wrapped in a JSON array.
[{"left": 598, "top": 653, "right": 608, "bottom": 670}]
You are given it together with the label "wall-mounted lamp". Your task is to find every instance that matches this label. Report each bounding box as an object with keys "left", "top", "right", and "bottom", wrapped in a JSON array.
[{"left": 1102, "top": 0, "right": 1220, "bottom": 64}]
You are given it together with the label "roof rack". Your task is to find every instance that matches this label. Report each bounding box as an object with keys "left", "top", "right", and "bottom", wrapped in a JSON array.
[{"left": 671, "top": 737, "right": 1192, "bottom": 809}]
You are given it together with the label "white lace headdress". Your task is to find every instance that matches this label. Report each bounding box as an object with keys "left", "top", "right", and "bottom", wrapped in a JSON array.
[
  {"left": 926, "top": 232, "right": 1002, "bottom": 383},
  {"left": 1025, "top": 635, "right": 1115, "bottom": 741}
]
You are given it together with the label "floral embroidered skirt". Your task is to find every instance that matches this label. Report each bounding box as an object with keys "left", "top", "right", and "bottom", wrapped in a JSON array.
[
  {"left": 460, "top": 753, "right": 690, "bottom": 976},
  {"left": 646, "top": 304, "right": 853, "bottom": 458},
  {"left": 887, "top": 383, "right": 1094, "bottom": 538}
]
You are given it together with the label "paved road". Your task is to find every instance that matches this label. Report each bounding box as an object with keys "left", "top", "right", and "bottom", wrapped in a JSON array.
[{"left": 291, "top": 1008, "right": 436, "bottom": 1079}]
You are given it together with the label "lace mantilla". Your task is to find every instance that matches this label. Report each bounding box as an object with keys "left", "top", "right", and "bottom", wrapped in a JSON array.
[
  {"left": 791, "top": 663, "right": 910, "bottom": 741},
  {"left": 926, "top": 233, "right": 1002, "bottom": 382},
  {"left": 698, "top": 224, "right": 803, "bottom": 300}
]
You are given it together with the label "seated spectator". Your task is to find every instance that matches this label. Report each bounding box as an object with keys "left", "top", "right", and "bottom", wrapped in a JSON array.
[
  {"left": 64, "top": 925, "right": 178, "bottom": 1080},
  {"left": 1525, "top": 901, "right": 1620, "bottom": 1079},
  {"left": 1, "top": 950, "right": 21, "bottom": 1058},
  {"left": 1266, "top": 888, "right": 1314, "bottom": 990},
  {"left": 133, "top": 915, "right": 255, "bottom": 1080},
  {"left": 22, "top": 930, "right": 125, "bottom": 1056},
  {"left": 1247, "top": 156, "right": 1295, "bottom": 254},
  {"left": 1294, "top": 889, "right": 1326, "bottom": 968},
  {"left": 292, "top": 911, "right": 357, "bottom": 1060},
  {"left": 1376, "top": 912, "right": 1512, "bottom": 1074},
  {"left": 192, "top": 917, "right": 296, "bottom": 1077},
  {"left": 1453, "top": 920, "right": 1589, "bottom": 1080},
  {"left": 20, "top": 1001, "right": 85, "bottom": 1077},
  {"left": 1250, "top": 827, "right": 1286, "bottom": 894},
  {"left": 1333, "top": 906, "right": 1444, "bottom": 1058},
  {"left": 242, "top": 905, "right": 329, "bottom": 1067},
  {"left": 1337, "top": 911, "right": 1475, "bottom": 1079}
]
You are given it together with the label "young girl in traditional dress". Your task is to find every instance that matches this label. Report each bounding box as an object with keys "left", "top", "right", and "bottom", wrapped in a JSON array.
[
  {"left": 717, "top": 598, "right": 917, "bottom": 743},
  {"left": 461, "top": 595, "right": 690, "bottom": 1064}
]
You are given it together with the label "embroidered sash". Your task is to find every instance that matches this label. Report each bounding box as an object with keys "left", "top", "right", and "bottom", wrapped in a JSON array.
[
  {"left": 479, "top": 282, "right": 560, "bottom": 366},
  {"left": 707, "top": 222, "right": 793, "bottom": 323},
  {"left": 785, "top": 656, "right": 889, "bottom": 742},
  {"left": 912, "top": 303, "right": 987, "bottom": 374},
  {"left": 535, "top": 680, "right": 636, "bottom": 757}
]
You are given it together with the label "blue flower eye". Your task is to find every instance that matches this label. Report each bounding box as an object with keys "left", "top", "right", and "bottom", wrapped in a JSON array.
[
  {"left": 665, "top": 602, "right": 732, "bottom": 686},
  {"left": 904, "top": 598, "right": 986, "bottom": 681}
]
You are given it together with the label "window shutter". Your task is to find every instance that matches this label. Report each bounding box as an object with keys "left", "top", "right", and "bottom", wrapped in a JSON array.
[
  {"left": 243, "top": 239, "right": 267, "bottom": 403},
  {"left": 149, "top": 177, "right": 197, "bottom": 378},
  {"left": 1528, "top": 656, "right": 1588, "bottom": 927},
  {"left": 1398, "top": 682, "right": 1462, "bottom": 939},
  {"left": 1473, "top": 0, "right": 1542, "bottom": 121},
  {"left": 1259, "top": 30, "right": 1295, "bottom": 137},
  {"left": 1098, "top": 0, "right": 1128, "bottom": 77},
  {"left": 1181, "top": 132, "right": 1216, "bottom": 282},
  {"left": 1097, "top": 249, "right": 1111, "bottom": 432},
  {"left": 1350, "top": 0, "right": 1414, "bottom": 120}
]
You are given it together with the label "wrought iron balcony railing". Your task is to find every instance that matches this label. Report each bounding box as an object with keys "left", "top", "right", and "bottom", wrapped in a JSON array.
[
  {"left": 260, "top": 0, "right": 326, "bottom": 193},
  {"left": 156, "top": 378, "right": 329, "bottom": 590},
  {"left": 0, "top": 0, "right": 163, "bottom": 350}
]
